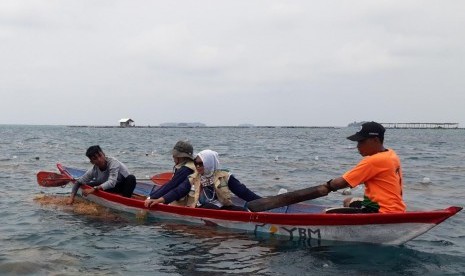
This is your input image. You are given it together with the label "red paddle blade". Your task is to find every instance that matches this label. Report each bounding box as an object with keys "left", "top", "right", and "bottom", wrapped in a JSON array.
[
  {"left": 36, "top": 171, "right": 72, "bottom": 187},
  {"left": 56, "top": 163, "right": 75, "bottom": 182},
  {"left": 150, "top": 172, "right": 173, "bottom": 185}
]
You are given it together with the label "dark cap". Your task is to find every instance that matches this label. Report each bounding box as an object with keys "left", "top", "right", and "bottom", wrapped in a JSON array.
[
  {"left": 86, "top": 145, "right": 103, "bottom": 158},
  {"left": 172, "top": 140, "right": 194, "bottom": 159},
  {"left": 347, "top": 121, "right": 385, "bottom": 141}
]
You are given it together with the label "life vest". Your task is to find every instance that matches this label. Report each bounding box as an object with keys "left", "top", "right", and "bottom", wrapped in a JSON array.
[
  {"left": 179, "top": 160, "right": 196, "bottom": 171},
  {"left": 184, "top": 170, "right": 233, "bottom": 208},
  {"left": 169, "top": 160, "right": 196, "bottom": 207}
]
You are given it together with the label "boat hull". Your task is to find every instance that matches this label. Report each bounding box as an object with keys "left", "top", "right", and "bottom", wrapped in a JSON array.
[
  {"left": 61, "top": 164, "right": 462, "bottom": 245},
  {"left": 80, "top": 189, "right": 461, "bottom": 246}
]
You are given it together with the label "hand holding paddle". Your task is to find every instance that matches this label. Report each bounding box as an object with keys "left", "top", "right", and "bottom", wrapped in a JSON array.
[{"left": 246, "top": 183, "right": 332, "bottom": 212}]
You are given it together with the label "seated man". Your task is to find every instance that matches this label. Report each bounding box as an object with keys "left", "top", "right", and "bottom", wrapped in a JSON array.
[
  {"left": 325, "top": 121, "right": 406, "bottom": 213},
  {"left": 145, "top": 140, "right": 196, "bottom": 205},
  {"left": 67, "top": 145, "right": 136, "bottom": 204}
]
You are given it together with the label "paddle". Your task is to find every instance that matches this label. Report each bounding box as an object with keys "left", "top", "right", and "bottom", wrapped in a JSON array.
[
  {"left": 57, "top": 163, "right": 173, "bottom": 185},
  {"left": 246, "top": 183, "right": 330, "bottom": 212},
  {"left": 112, "top": 172, "right": 173, "bottom": 185},
  {"left": 150, "top": 172, "right": 173, "bottom": 185},
  {"left": 36, "top": 171, "right": 74, "bottom": 187}
]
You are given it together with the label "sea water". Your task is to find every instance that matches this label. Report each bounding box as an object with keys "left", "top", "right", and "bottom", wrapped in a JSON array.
[{"left": 0, "top": 125, "right": 464, "bottom": 275}]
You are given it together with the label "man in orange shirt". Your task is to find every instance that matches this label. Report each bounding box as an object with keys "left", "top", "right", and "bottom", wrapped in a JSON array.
[{"left": 325, "top": 121, "right": 406, "bottom": 213}]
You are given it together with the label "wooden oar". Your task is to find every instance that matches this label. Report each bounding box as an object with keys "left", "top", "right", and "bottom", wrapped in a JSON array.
[
  {"left": 246, "top": 184, "right": 330, "bottom": 212},
  {"left": 36, "top": 171, "right": 74, "bottom": 187}
]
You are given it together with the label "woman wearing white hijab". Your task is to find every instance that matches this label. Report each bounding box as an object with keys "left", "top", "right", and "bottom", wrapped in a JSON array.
[{"left": 190, "top": 149, "right": 261, "bottom": 211}]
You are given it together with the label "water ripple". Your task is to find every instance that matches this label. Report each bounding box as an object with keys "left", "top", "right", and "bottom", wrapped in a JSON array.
[{"left": 0, "top": 125, "right": 464, "bottom": 275}]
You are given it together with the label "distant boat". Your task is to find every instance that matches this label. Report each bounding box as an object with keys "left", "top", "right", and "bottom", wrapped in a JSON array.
[
  {"left": 238, "top": 124, "right": 255, "bottom": 127},
  {"left": 159, "top": 122, "right": 206, "bottom": 127}
]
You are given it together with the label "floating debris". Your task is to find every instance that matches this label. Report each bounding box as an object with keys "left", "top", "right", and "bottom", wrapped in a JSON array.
[
  {"left": 421, "top": 177, "right": 431, "bottom": 184},
  {"left": 135, "top": 210, "right": 148, "bottom": 221},
  {"left": 33, "top": 194, "right": 124, "bottom": 221}
]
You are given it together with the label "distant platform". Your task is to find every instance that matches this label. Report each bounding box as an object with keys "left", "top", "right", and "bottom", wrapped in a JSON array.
[
  {"left": 66, "top": 124, "right": 462, "bottom": 129},
  {"left": 381, "top": 123, "right": 459, "bottom": 129},
  {"left": 66, "top": 125, "right": 339, "bottom": 129}
]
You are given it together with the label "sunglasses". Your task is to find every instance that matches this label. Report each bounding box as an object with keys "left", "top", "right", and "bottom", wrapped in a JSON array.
[{"left": 194, "top": 160, "right": 204, "bottom": 167}]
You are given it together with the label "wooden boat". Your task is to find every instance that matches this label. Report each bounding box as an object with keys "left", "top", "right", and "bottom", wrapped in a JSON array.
[{"left": 55, "top": 164, "right": 462, "bottom": 246}]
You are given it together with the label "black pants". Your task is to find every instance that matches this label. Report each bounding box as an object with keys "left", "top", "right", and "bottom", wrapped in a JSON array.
[
  {"left": 199, "top": 202, "right": 247, "bottom": 212},
  {"left": 106, "top": 175, "right": 136, "bottom": 198},
  {"left": 348, "top": 200, "right": 379, "bottom": 213}
]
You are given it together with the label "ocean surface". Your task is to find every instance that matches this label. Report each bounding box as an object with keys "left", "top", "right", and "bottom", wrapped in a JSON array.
[{"left": 0, "top": 125, "right": 464, "bottom": 275}]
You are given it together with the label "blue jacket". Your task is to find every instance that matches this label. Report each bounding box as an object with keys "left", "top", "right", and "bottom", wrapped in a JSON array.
[
  {"left": 149, "top": 166, "right": 194, "bottom": 203},
  {"left": 163, "top": 173, "right": 261, "bottom": 204}
]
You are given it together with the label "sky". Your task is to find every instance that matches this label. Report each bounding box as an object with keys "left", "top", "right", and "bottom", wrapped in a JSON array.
[{"left": 1, "top": 1, "right": 465, "bottom": 127}]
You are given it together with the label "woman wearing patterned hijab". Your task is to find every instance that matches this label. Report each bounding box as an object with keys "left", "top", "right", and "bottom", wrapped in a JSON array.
[
  {"left": 145, "top": 149, "right": 261, "bottom": 211},
  {"left": 189, "top": 149, "right": 261, "bottom": 211}
]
